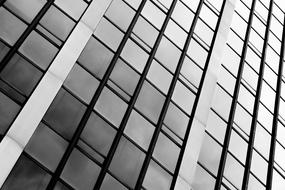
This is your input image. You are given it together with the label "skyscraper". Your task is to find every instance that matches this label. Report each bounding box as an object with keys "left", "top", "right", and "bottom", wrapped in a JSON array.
[{"left": 0, "top": 0, "right": 284, "bottom": 189}]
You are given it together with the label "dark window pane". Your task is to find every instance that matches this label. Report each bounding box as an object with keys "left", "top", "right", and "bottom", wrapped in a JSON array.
[
  {"left": 0, "top": 41, "right": 10, "bottom": 62},
  {"left": 78, "top": 37, "right": 113, "bottom": 79},
  {"left": 81, "top": 112, "right": 116, "bottom": 156},
  {"left": 61, "top": 149, "right": 100, "bottom": 190},
  {"left": 109, "top": 136, "right": 145, "bottom": 188},
  {"left": 2, "top": 155, "right": 51, "bottom": 190},
  {"left": 64, "top": 64, "right": 99, "bottom": 103},
  {"left": 0, "top": 79, "right": 25, "bottom": 104},
  {"left": 1, "top": 54, "right": 42, "bottom": 96},
  {"left": 0, "top": 92, "right": 20, "bottom": 135},
  {"left": 43, "top": 88, "right": 86, "bottom": 140},
  {"left": 25, "top": 122, "right": 68, "bottom": 172},
  {"left": 54, "top": 182, "right": 70, "bottom": 190}
]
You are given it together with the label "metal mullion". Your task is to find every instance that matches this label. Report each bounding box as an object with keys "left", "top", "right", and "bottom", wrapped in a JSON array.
[
  {"left": 242, "top": 0, "right": 274, "bottom": 187},
  {"left": 170, "top": 0, "right": 227, "bottom": 188},
  {"left": 214, "top": 0, "right": 257, "bottom": 189},
  {"left": 94, "top": 0, "right": 179, "bottom": 188},
  {"left": 266, "top": 14, "right": 285, "bottom": 190},
  {"left": 0, "top": 0, "right": 55, "bottom": 72},
  {"left": 134, "top": 0, "right": 204, "bottom": 188},
  {"left": 44, "top": 0, "right": 148, "bottom": 189},
  {"left": 0, "top": 0, "right": 6, "bottom": 7}
]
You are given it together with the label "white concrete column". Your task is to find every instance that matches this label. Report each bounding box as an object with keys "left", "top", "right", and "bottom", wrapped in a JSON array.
[
  {"left": 0, "top": 0, "right": 113, "bottom": 187},
  {"left": 174, "top": 0, "right": 237, "bottom": 189}
]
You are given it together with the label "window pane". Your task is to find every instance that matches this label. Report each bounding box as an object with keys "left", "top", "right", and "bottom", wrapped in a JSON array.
[
  {"left": 141, "top": 1, "right": 165, "bottom": 29},
  {"left": 55, "top": 0, "right": 87, "bottom": 20},
  {"left": 19, "top": 31, "right": 58, "bottom": 70},
  {"left": 0, "top": 7, "right": 27, "bottom": 45},
  {"left": 25, "top": 122, "right": 68, "bottom": 172},
  {"left": 199, "top": 134, "right": 222, "bottom": 175},
  {"left": 100, "top": 174, "right": 128, "bottom": 190},
  {"left": 43, "top": 88, "right": 86, "bottom": 140},
  {"left": 120, "top": 39, "right": 149, "bottom": 73},
  {"left": 1, "top": 53, "right": 42, "bottom": 96},
  {"left": 2, "top": 155, "right": 51, "bottom": 190},
  {"left": 125, "top": 110, "right": 154, "bottom": 150},
  {"left": 172, "top": 81, "right": 195, "bottom": 114},
  {"left": 143, "top": 160, "right": 172, "bottom": 190},
  {"left": 153, "top": 132, "right": 180, "bottom": 172},
  {"left": 94, "top": 87, "right": 128, "bottom": 127},
  {"left": 94, "top": 18, "right": 124, "bottom": 51},
  {"left": 110, "top": 59, "right": 140, "bottom": 96},
  {"left": 105, "top": 0, "right": 135, "bottom": 31},
  {"left": 133, "top": 16, "right": 158, "bottom": 48},
  {"left": 40, "top": 5, "right": 75, "bottom": 41},
  {"left": 164, "top": 102, "right": 188, "bottom": 138},
  {"left": 64, "top": 64, "right": 99, "bottom": 103},
  {"left": 78, "top": 37, "right": 114, "bottom": 79},
  {"left": 135, "top": 81, "right": 165, "bottom": 124},
  {"left": 81, "top": 112, "right": 116, "bottom": 156},
  {"left": 5, "top": 0, "right": 45, "bottom": 23},
  {"left": 0, "top": 92, "right": 20, "bottom": 135},
  {"left": 61, "top": 149, "right": 100, "bottom": 190},
  {"left": 147, "top": 60, "right": 172, "bottom": 94},
  {"left": 109, "top": 136, "right": 145, "bottom": 188},
  {"left": 155, "top": 36, "right": 181, "bottom": 73},
  {"left": 191, "top": 164, "right": 215, "bottom": 190}
]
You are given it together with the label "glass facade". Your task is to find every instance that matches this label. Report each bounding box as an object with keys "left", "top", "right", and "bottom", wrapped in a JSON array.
[{"left": 0, "top": 0, "right": 284, "bottom": 189}]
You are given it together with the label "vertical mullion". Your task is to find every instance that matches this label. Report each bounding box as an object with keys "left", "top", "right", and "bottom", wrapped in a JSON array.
[
  {"left": 214, "top": 0, "right": 257, "bottom": 189},
  {"left": 45, "top": 0, "right": 148, "bottom": 189},
  {"left": 0, "top": 0, "right": 55, "bottom": 72},
  {"left": 134, "top": 0, "right": 205, "bottom": 189},
  {"left": 94, "top": 0, "right": 179, "bottom": 188},
  {"left": 266, "top": 15, "right": 285, "bottom": 190},
  {"left": 171, "top": 0, "right": 227, "bottom": 188},
  {"left": 242, "top": 0, "right": 274, "bottom": 189}
]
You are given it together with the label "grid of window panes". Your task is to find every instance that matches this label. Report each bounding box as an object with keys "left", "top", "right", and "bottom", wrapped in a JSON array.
[
  {"left": 0, "top": 0, "right": 225, "bottom": 189},
  {"left": 197, "top": 0, "right": 285, "bottom": 189},
  {"left": 0, "top": 0, "right": 91, "bottom": 141}
]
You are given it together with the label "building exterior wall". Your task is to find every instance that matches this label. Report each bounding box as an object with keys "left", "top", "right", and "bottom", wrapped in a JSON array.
[{"left": 0, "top": 0, "right": 284, "bottom": 189}]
